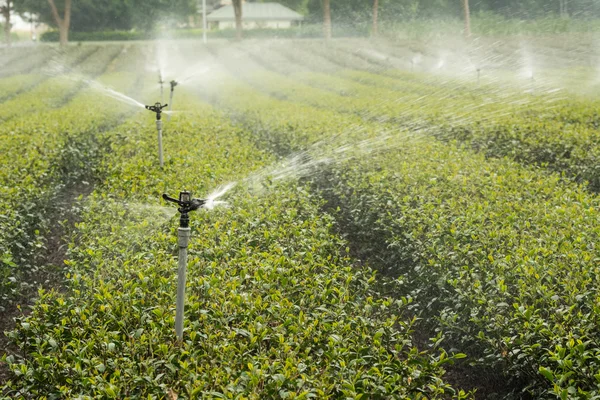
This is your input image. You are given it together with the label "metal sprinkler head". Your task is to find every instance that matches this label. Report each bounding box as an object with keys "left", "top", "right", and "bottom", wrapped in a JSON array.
[
  {"left": 163, "top": 191, "right": 207, "bottom": 228},
  {"left": 145, "top": 102, "right": 168, "bottom": 120},
  {"left": 170, "top": 80, "right": 178, "bottom": 91}
]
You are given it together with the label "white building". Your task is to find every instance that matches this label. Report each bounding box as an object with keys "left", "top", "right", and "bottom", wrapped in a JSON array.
[{"left": 206, "top": 2, "right": 304, "bottom": 30}]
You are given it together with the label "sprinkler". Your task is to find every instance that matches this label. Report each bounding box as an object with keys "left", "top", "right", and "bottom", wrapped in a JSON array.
[
  {"left": 477, "top": 68, "right": 481, "bottom": 85},
  {"left": 145, "top": 102, "right": 168, "bottom": 168},
  {"left": 529, "top": 72, "right": 535, "bottom": 95},
  {"left": 163, "top": 191, "right": 207, "bottom": 341},
  {"left": 168, "top": 80, "right": 178, "bottom": 122},
  {"left": 158, "top": 71, "right": 165, "bottom": 104}
]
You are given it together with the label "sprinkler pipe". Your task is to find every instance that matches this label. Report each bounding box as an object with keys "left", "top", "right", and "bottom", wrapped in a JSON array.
[
  {"left": 168, "top": 80, "right": 178, "bottom": 122},
  {"left": 202, "top": 0, "right": 208, "bottom": 44},
  {"left": 158, "top": 71, "right": 165, "bottom": 104},
  {"left": 145, "top": 102, "right": 168, "bottom": 168},
  {"left": 163, "top": 191, "right": 207, "bottom": 341}
]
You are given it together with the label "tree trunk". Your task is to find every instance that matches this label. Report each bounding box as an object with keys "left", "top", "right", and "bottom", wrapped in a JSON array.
[
  {"left": 1, "top": 1, "right": 11, "bottom": 47},
  {"left": 232, "top": 0, "right": 242, "bottom": 41},
  {"left": 47, "top": 0, "right": 71, "bottom": 46},
  {"left": 462, "top": 0, "right": 471, "bottom": 38},
  {"left": 323, "top": 0, "right": 331, "bottom": 40},
  {"left": 372, "top": 0, "right": 379, "bottom": 36},
  {"left": 559, "top": 0, "right": 569, "bottom": 18}
]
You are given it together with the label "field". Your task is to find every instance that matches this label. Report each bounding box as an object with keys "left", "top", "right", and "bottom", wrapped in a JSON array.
[{"left": 1, "top": 35, "right": 600, "bottom": 399}]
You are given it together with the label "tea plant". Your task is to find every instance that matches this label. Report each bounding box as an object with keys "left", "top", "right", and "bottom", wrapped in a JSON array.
[{"left": 2, "top": 91, "right": 465, "bottom": 398}]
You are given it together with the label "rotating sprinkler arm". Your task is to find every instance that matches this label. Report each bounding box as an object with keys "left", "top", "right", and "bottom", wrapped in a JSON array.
[
  {"left": 170, "top": 80, "right": 178, "bottom": 91},
  {"left": 145, "top": 102, "right": 168, "bottom": 120},
  {"left": 163, "top": 191, "right": 207, "bottom": 227}
]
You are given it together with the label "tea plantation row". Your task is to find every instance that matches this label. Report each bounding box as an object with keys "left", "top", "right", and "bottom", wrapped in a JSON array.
[
  {"left": 2, "top": 45, "right": 467, "bottom": 398},
  {"left": 188, "top": 60, "right": 600, "bottom": 397},
  {"left": 223, "top": 41, "right": 600, "bottom": 193},
  {"left": 0, "top": 44, "right": 148, "bottom": 312}
]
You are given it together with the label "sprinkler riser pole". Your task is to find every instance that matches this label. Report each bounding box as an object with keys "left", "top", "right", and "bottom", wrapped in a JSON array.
[
  {"left": 175, "top": 226, "right": 191, "bottom": 341},
  {"left": 157, "top": 120, "right": 164, "bottom": 168},
  {"left": 202, "top": 0, "right": 207, "bottom": 44},
  {"left": 163, "top": 192, "right": 207, "bottom": 341},
  {"left": 168, "top": 89, "right": 174, "bottom": 122}
]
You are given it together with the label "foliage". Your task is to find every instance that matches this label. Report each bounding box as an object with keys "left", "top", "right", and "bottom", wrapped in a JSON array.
[
  {"left": 0, "top": 44, "right": 146, "bottom": 312},
  {"left": 15, "top": 0, "right": 196, "bottom": 33},
  {"left": 4, "top": 35, "right": 600, "bottom": 398},
  {"left": 184, "top": 44, "right": 600, "bottom": 397},
  {"left": 1, "top": 46, "right": 465, "bottom": 398}
]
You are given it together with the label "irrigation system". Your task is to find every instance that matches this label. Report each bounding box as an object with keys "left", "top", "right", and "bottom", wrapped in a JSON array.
[
  {"left": 145, "top": 102, "right": 168, "bottom": 168},
  {"left": 158, "top": 71, "right": 165, "bottom": 104},
  {"left": 163, "top": 191, "right": 207, "bottom": 341},
  {"left": 168, "top": 80, "right": 178, "bottom": 121}
]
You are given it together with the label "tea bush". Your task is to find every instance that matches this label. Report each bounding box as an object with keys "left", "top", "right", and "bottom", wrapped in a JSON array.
[
  {"left": 220, "top": 44, "right": 600, "bottom": 193},
  {"left": 190, "top": 63, "right": 600, "bottom": 396},
  {"left": 0, "top": 44, "right": 149, "bottom": 311},
  {"left": 2, "top": 90, "right": 466, "bottom": 398}
]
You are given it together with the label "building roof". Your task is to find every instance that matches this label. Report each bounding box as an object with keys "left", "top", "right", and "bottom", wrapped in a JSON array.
[{"left": 206, "top": 3, "right": 304, "bottom": 22}]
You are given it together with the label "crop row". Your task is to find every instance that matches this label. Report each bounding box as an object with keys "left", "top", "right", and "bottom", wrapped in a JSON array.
[
  {"left": 0, "top": 46, "right": 56, "bottom": 78},
  {"left": 0, "top": 45, "right": 126, "bottom": 122},
  {"left": 0, "top": 44, "right": 149, "bottom": 312},
  {"left": 2, "top": 88, "right": 466, "bottom": 398},
  {"left": 188, "top": 63, "right": 600, "bottom": 397},
  {"left": 0, "top": 46, "right": 97, "bottom": 104},
  {"left": 215, "top": 43, "right": 600, "bottom": 192}
]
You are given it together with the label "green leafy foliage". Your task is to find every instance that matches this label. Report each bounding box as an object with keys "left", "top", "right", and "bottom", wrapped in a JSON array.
[
  {"left": 0, "top": 44, "right": 149, "bottom": 311},
  {"left": 1, "top": 60, "right": 464, "bottom": 397}
]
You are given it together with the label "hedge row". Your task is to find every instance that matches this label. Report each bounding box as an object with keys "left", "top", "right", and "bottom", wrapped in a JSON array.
[
  {"left": 2, "top": 89, "right": 466, "bottom": 398},
  {"left": 0, "top": 44, "right": 148, "bottom": 312},
  {"left": 188, "top": 62, "right": 600, "bottom": 397},
  {"left": 219, "top": 42, "right": 600, "bottom": 193},
  {"left": 40, "top": 25, "right": 367, "bottom": 43}
]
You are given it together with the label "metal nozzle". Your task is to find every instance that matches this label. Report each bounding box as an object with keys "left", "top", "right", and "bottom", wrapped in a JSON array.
[
  {"left": 145, "top": 102, "right": 168, "bottom": 120},
  {"left": 163, "top": 192, "right": 207, "bottom": 228},
  {"left": 163, "top": 192, "right": 207, "bottom": 213}
]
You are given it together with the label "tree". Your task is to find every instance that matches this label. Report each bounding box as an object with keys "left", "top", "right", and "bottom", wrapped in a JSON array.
[
  {"left": 559, "top": 0, "right": 569, "bottom": 17},
  {"left": 47, "top": 0, "right": 70, "bottom": 45},
  {"left": 1, "top": 0, "right": 12, "bottom": 46},
  {"left": 462, "top": 0, "right": 470, "bottom": 37},
  {"left": 372, "top": 0, "right": 378, "bottom": 36},
  {"left": 322, "top": 0, "right": 330, "bottom": 39},
  {"left": 15, "top": 0, "right": 195, "bottom": 36},
  {"left": 232, "top": 0, "right": 242, "bottom": 40}
]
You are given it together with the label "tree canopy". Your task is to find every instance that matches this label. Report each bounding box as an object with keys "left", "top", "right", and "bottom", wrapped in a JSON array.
[
  {"left": 15, "top": 0, "right": 197, "bottom": 32},
  {"left": 13, "top": 0, "right": 600, "bottom": 35}
]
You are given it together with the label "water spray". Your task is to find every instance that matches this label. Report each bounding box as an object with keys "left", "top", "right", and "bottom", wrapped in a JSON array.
[
  {"left": 145, "top": 102, "right": 168, "bottom": 168},
  {"left": 529, "top": 71, "right": 535, "bottom": 95},
  {"left": 163, "top": 191, "right": 207, "bottom": 341},
  {"left": 158, "top": 71, "right": 165, "bottom": 104},
  {"left": 168, "top": 80, "right": 178, "bottom": 122}
]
